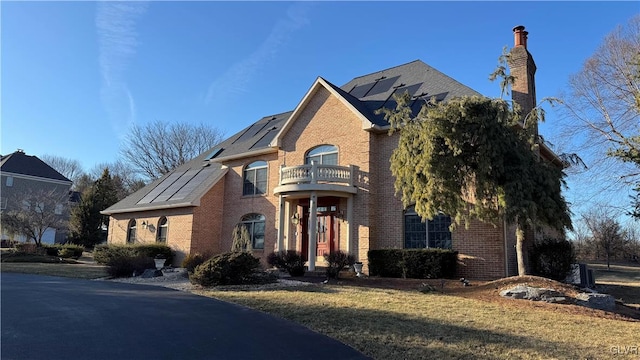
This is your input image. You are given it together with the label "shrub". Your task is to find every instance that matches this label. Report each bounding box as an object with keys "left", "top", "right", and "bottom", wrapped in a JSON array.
[
  {"left": 267, "top": 250, "right": 306, "bottom": 277},
  {"left": 323, "top": 251, "right": 355, "bottom": 279},
  {"left": 43, "top": 244, "right": 60, "bottom": 257},
  {"left": 93, "top": 244, "right": 173, "bottom": 266},
  {"left": 368, "top": 249, "right": 458, "bottom": 279},
  {"left": 182, "top": 252, "right": 211, "bottom": 274},
  {"left": 106, "top": 255, "right": 156, "bottom": 278},
  {"left": 59, "top": 244, "right": 85, "bottom": 259},
  {"left": 190, "top": 252, "right": 262, "bottom": 286},
  {"left": 530, "top": 237, "right": 576, "bottom": 281},
  {"left": 15, "top": 243, "right": 38, "bottom": 254}
]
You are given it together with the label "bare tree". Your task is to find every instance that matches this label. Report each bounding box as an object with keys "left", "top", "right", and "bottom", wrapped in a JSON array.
[
  {"left": 40, "top": 154, "right": 84, "bottom": 185},
  {"left": 560, "top": 15, "right": 640, "bottom": 214},
  {"left": 582, "top": 208, "right": 628, "bottom": 270},
  {"left": 1, "top": 188, "right": 69, "bottom": 247},
  {"left": 120, "top": 121, "right": 225, "bottom": 180}
]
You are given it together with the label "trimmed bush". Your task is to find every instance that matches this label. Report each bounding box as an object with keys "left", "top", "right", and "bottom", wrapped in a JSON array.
[
  {"left": 267, "top": 250, "right": 306, "bottom": 276},
  {"left": 106, "top": 255, "right": 156, "bottom": 278},
  {"left": 190, "top": 252, "right": 262, "bottom": 286},
  {"left": 15, "top": 243, "right": 38, "bottom": 254},
  {"left": 368, "top": 249, "right": 458, "bottom": 279},
  {"left": 324, "top": 251, "right": 355, "bottom": 279},
  {"left": 93, "top": 244, "right": 173, "bottom": 266},
  {"left": 59, "top": 244, "right": 85, "bottom": 259},
  {"left": 182, "top": 252, "right": 211, "bottom": 274},
  {"left": 530, "top": 237, "right": 576, "bottom": 281},
  {"left": 43, "top": 244, "right": 60, "bottom": 257}
]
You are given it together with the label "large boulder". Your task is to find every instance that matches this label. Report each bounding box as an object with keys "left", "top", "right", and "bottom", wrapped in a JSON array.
[
  {"left": 500, "top": 284, "right": 567, "bottom": 303},
  {"left": 576, "top": 293, "right": 616, "bottom": 311}
]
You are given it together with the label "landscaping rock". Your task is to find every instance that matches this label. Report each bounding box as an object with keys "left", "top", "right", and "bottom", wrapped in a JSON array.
[
  {"left": 576, "top": 293, "right": 615, "bottom": 311},
  {"left": 140, "top": 269, "right": 163, "bottom": 278},
  {"left": 500, "top": 284, "right": 566, "bottom": 303}
]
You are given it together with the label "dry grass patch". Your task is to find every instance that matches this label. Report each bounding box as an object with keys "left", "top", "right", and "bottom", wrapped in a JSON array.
[
  {"left": 0, "top": 262, "right": 108, "bottom": 279},
  {"left": 589, "top": 262, "right": 640, "bottom": 309},
  {"left": 199, "top": 284, "right": 639, "bottom": 359}
]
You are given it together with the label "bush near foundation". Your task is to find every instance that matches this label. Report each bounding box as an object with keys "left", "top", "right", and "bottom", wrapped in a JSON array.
[
  {"left": 106, "top": 255, "right": 156, "bottom": 278},
  {"left": 324, "top": 251, "right": 356, "bottom": 279},
  {"left": 267, "top": 250, "right": 306, "bottom": 276},
  {"left": 94, "top": 244, "right": 173, "bottom": 266},
  {"left": 182, "top": 252, "right": 211, "bottom": 274},
  {"left": 368, "top": 249, "right": 458, "bottom": 279},
  {"left": 530, "top": 237, "right": 576, "bottom": 281},
  {"left": 190, "top": 252, "right": 272, "bottom": 286}
]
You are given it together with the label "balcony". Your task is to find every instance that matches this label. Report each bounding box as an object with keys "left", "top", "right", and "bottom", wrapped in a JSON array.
[{"left": 274, "top": 163, "right": 357, "bottom": 196}]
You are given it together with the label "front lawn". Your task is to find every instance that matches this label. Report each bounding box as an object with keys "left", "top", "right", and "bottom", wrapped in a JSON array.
[{"left": 200, "top": 281, "right": 639, "bottom": 359}]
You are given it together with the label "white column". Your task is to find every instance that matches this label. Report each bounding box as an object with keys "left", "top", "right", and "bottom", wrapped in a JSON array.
[
  {"left": 277, "top": 195, "right": 285, "bottom": 252},
  {"left": 308, "top": 191, "right": 318, "bottom": 271},
  {"left": 347, "top": 195, "right": 354, "bottom": 259}
]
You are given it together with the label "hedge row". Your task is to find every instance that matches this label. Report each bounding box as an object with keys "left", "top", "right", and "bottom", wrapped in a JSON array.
[
  {"left": 94, "top": 244, "right": 173, "bottom": 266},
  {"left": 368, "top": 249, "right": 458, "bottom": 279}
]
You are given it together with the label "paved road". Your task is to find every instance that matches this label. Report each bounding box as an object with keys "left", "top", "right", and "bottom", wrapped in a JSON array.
[{"left": 1, "top": 273, "right": 368, "bottom": 360}]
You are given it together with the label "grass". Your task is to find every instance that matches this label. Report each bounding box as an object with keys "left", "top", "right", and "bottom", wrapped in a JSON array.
[
  {"left": 0, "top": 262, "right": 108, "bottom": 279},
  {"left": 590, "top": 262, "right": 640, "bottom": 308},
  {"left": 201, "top": 285, "right": 640, "bottom": 359}
]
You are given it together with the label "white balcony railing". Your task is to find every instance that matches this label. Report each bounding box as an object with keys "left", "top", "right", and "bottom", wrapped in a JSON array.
[{"left": 279, "top": 162, "right": 354, "bottom": 187}]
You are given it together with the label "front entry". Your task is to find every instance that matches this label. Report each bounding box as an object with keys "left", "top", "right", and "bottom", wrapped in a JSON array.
[{"left": 300, "top": 201, "right": 339, "bottom": 262}]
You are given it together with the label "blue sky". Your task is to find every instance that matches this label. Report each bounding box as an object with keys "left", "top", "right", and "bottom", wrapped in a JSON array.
[{"left": 2, "top": 1, "right": 638, "bottom": 225}]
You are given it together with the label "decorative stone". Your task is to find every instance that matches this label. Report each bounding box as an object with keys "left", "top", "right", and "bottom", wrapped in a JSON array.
[
  {"left": 140, "top": 269, "right": 163, "bottom": 278},
  {"left": 576, "top": 293, "right": 616, "bottom": 311},
  {"left": 500, "top": 284, "right": 565, "bottom": 302}
]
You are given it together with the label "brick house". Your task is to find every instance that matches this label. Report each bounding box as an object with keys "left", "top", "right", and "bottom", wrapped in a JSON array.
[
  {"left": 1, "top": 150, "right": 73, "bottom": 244},
  {"left": 103, "top": 26, "right": 563, "bottom": 279}
]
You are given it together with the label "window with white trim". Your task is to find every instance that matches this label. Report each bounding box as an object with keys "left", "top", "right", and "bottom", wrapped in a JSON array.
[
  {"left": 243, "top": 161, "right": 268, "bottom": 196},
  {"left": 305, "top": 145, "right": 338, "bottom": 165},
  {"left": 404, "top": 206, "right": 452, "bottom": 249},
  {"left": 240, "top": 213, "right": 265, "bottom": 249}
]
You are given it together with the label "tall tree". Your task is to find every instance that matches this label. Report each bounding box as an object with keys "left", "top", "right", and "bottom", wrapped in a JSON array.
[
  {"left": 69, "top": 168, "right": 118, "bottom": 247},
  {"left": 1, "top": 188, "right": 69, "bottom": 247},
  {"left": 582, "top": 208, "right": 627, "bottom": 269},
  {"left": 40, "top": 154, "right": 84, "bottom": 186},
  {"left": 90, "top": 161, "right": 146, "bottom": 200},
  {"left": 120, "top": 121, "right": 225, "bottom": 180},
  {"left": 383, "top": 94, "right": 572, "bottom": 275},
  {"left": 561, "top": 15, "right": 640, "bottom": 217}
]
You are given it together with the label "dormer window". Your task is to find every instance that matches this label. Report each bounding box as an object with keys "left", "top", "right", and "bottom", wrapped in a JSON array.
[{"left": 305, "top": 145, "right": 338, "bottom": 165}]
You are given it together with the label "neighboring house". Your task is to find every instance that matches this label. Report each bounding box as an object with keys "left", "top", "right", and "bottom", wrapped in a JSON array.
[
  {"left": 103, "top": 26, "right": 564, "bottom": 279},
  {"left": 1, "top": 150, "right": 73, "bottom": 244}
]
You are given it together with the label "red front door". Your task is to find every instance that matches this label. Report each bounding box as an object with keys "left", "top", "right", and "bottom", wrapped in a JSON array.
[{"left": 300, "top": 203, "right": 339, "bottom": 261}]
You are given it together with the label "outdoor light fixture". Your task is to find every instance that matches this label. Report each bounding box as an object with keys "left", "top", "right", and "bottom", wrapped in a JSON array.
[
  {"left": 290, "top": 213, "right": 300, "bottom": 225},
  {"left": 141, "top": 221, "right": 148, "bottom": 229}
]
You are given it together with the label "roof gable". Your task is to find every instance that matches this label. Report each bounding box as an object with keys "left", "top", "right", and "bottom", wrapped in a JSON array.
[{"left": 0, "top": 151, "right": 71, "bottom": 183}]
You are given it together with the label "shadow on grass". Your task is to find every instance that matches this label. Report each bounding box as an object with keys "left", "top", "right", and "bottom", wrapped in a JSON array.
[{"left": 234, "top": 297, "right": 594, "bottom": 359}]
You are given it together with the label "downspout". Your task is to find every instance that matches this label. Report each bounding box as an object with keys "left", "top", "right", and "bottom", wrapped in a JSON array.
[{"left": 503, "top": 217, "right": 509, "bottom": 277}]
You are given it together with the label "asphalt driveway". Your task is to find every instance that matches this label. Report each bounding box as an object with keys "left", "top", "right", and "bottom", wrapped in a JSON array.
[{"left": 1, "top": 273, "right": 367, "bottom": 360}]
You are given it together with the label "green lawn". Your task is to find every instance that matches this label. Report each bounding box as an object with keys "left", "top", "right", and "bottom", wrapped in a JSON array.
[{"left": 0, "top": 262, "right": 108, "bottom": 279}]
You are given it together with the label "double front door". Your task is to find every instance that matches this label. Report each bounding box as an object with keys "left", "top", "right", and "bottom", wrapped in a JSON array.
[{"left": 300, "top": 202, "right": 339, "bottom": 261}]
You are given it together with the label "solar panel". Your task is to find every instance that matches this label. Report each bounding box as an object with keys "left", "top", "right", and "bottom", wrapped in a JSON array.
[
  {"left": 349, "top": 82, "right": 376, "bottom": 98},
  {"left": 250, "top": 127, "right": 277, "bottom": 150},
  {"left": 204, "top": 148, "right": 223, "bottom": 160},
  {"left": 366, "top": 76, "right": 400, "bottom": 97},
  {"left": 137, "top": 171, "right": 185, "bottom": 204},
  {"left": 152, "top": 169, "right": 200, "bottom": 202},
  {"left": 168, "top": 167, "right": 217, "bottom": 201},
  {"left": 381, "top": 83, "right": 423, "bottom": 110},
  {"left": 232, "top": 123, "right": 262, "bottom": 144}
]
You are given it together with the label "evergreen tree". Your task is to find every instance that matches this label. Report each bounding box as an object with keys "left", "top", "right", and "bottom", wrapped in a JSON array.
[
  {"left": 382, "top": 94, "right": 572, "bottom": 275},
  {"left": 70, "top": 168, "right": 118, "bottom": 247}
]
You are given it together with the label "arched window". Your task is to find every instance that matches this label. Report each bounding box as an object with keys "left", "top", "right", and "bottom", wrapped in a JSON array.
[
  {"left": 404, "top": 206, "right": 452, "bottom": 249},
  {"left": 156, "top": 217, "right": 168, "bottom": 243},
  {"left": 305, "top": 145, "right": 338, "bottom": 165},
  {"left": 243, "top": 161, "right": 268, "bottom": 196},
  {"left": 241, "top": 213, "right": 265, "bottom": 249},
  {"left": 127, "top": 219, "right": 137, "bottom": 244}
]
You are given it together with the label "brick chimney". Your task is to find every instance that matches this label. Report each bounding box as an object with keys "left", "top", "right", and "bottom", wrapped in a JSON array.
[{"left": 507, "top": 25, "right": 537, "bottom": 135}]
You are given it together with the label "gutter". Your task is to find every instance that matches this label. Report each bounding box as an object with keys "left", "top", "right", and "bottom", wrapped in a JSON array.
[{"left": 211, "top": 148, "right": 277, "bottom": 163}]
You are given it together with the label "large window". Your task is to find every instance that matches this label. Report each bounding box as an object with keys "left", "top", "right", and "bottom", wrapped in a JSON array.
[
  {"left": 156, "top": 217, "right": 168, "bottom": 243},
  {"left": 127, "top": 219, "right": 137, "bottom": 244},
  {"left": 404, "top": 206, "right": 452, "bottom": 249},
  {"left": 243, "top": 161, "right": 268, "bottom": 196},
  {"left": 241, "top": 213, "right": 265, "bottom": 249},
  {"left": 305, "top": 145, "right": 338, "bottom": 165}
]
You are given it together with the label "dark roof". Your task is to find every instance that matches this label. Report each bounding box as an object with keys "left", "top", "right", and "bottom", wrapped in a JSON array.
[
  {"left": 339, "top": 60, "right": 482, "bottom": 125},
  {"left": 104, "top": 60, "right": 481, "bottom": 213},
  {"left": 0, "top": 151, "right": 71, "bottom": 183}
]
